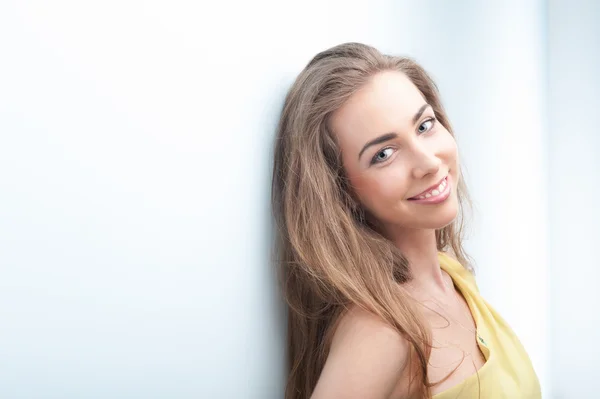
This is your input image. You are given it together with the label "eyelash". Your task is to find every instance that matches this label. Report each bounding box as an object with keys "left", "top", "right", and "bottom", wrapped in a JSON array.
[{"left": 370, "top": 117, "right": 437, "bottom": 165}]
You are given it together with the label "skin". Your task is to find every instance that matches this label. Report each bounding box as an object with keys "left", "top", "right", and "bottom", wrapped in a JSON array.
[{"left": 311, "top": 71, "right": 486, "bottom": 398}]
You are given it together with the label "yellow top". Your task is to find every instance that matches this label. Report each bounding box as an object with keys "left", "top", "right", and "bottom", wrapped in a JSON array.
[{"left": 433, "top": 253, "right": 541, "bottom": 399}]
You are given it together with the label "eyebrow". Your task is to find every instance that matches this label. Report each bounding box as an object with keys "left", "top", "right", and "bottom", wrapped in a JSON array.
[{"left": 358, "top": 104, "right": 432, "bottom": 160}]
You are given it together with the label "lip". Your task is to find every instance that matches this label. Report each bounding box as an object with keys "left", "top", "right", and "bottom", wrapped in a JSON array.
[
  {"left": 407, "top": 175, "right": 451, "bottom": 205},
  {"left": 409, "top": 176, "right": 449, "bottom": 199}
]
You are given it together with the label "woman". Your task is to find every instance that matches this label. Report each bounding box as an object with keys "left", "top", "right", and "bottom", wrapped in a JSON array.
[{"left": 271, "top": 42, "right": 540, "bottom": 399}]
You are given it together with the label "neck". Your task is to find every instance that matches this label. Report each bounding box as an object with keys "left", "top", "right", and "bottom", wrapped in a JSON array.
[{"left": 386, "top": 227, "right": 451, "bottom": 295}]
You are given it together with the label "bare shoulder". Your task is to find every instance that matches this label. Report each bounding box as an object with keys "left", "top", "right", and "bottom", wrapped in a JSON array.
[{"left": 311, "top": 306, "right": 411, "bottom": 399}]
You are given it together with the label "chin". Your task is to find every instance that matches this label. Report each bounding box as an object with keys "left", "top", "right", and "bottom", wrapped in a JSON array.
[
  {"left": 404, "top": 205, "right": 456, "bottom": 231},
  {"left": 429, "top": 196, "right": 460, "bottom": 228},
  {"left": 404, "top": 194, "right": 460, "bottom": 230},
  {"left": 370, "top": 191, "right": 461, "bottom": 232},
  {"left": 424, "top": 209, "right": 458, "bottom": 230}
]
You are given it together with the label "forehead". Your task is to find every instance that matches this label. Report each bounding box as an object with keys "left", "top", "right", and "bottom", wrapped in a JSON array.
[{"left": 329, "top": 71, "right": 426, "bottom": 148}]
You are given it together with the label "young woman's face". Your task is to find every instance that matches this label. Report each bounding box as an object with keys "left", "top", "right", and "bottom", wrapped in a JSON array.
[{"left": 329, "top": 71, "right": 460, "bottom": 233}]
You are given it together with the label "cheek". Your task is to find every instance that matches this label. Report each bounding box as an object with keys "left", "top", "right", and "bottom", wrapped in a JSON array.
[
  {"left": 441, "top": 131, "right": 459, "bottom": 163},
  {"left": 438, "top": 132, "right": 460, "bottom": 184},
  {"left": 348, "top": 165, "right": 410, "bottom": 211},
  {"left": 429, "top": 130, "right": 458, "bottom": 175}
]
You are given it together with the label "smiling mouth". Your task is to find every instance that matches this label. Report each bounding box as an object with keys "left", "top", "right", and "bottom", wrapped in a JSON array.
[{"left": 408, "top": 176, "right": 449, "bottom": 200}]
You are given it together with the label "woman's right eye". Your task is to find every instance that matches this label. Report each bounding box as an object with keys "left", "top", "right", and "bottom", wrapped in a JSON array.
[{"left": 371, "top": 147, "right": 394, "bottom": 165}]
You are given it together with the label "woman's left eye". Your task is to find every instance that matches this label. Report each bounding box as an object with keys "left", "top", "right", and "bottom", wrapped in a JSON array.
[{"left": 418, "top": 118, "right": 436, "bottom": 134}]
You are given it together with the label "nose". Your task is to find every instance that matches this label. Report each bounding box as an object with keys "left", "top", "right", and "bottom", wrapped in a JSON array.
[{"left": 410, "top": 143, "right": 441, "bottom": 179}]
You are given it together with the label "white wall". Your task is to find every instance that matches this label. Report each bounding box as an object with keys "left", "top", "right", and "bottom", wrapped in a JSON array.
[
  {"left": 0, "top": 1, "right": 426, "bottom": 398},
  {"left": 0, "top": 1, "right": 566, "bottom": 398},
  {"left": 548, "top": 1, "right": 600, "bottom": 398}
]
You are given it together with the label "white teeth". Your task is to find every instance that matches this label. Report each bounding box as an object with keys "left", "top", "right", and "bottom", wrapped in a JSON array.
[{"left": 413, "top": 177, "right": 448, "bottom": 200}]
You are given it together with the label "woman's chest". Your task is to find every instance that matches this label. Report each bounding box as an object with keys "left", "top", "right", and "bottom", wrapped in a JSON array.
[
  {"left": 421, "top": 291, "right": 487, "bottom": 394},
  {"left": 427, "top": 323, "right": 487, "bottom": 394}
]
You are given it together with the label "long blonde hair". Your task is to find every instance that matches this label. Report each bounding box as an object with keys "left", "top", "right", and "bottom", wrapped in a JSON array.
[{"left": 271, "top": 42, "right": 472, "bottom": 399}]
